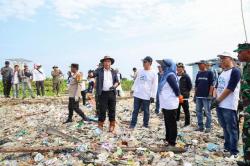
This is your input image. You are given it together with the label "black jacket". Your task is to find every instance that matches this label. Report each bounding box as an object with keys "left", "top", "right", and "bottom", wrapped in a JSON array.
[
  {"left": 178, "top": 73, "right": 192, "bottom": 98},
  {"left": 94, "top": 68, "right": 119, "bottom": 96}
]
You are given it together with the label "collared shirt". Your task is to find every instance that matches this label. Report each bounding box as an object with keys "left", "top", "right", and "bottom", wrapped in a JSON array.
[{"left": 103, "top": 68, "right": 113, "bottom": 91}]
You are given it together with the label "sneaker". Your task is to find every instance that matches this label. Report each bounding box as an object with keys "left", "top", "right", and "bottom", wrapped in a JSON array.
[
  {"left": 205, "top": 128, "right": 211, "bottom": 133},
  {"left": 194, "top": 128, "right": 204, "bottom": 132},
  {"left": 225, "top": 154, "right": 239, "bottom": 162}
]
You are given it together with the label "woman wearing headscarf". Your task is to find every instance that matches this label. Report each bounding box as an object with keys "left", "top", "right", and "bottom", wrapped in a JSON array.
[{"left": 157, "top": 59, "right": 181, "bottom": 147}]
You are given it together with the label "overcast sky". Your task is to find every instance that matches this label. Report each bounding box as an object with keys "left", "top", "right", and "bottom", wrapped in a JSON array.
[{"left": 0, "top": 0, "right": 250, "bottom": 79}]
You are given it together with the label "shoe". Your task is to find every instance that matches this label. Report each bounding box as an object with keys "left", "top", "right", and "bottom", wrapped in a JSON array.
[
  {"left": 82, "top": 117, "right": 90, "bottom": 122},
  {"left": 194, "top": 128, "right": 204, "bottom": 132},
  {"left": 109, "top": 121, "right": 116, "bottom": 133},
  {"left": 225, "top": 154, "right": 239, "bottom": 162},
  {"left": 63, "top": 119, "right": 73, "bottom": 124},
  {"left": 98, "top": 121, "right": 104, "bottom": 130},
  {"left": 129, "top": 125, "right": 135, "bottom": 129},
  {"left": 205, "top": 128, "right": 211, "bottom": 133}
]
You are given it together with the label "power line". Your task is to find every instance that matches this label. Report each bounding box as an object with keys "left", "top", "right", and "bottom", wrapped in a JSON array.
[{"left": 240, "top": 0, "right": 248, "bottom": 42}]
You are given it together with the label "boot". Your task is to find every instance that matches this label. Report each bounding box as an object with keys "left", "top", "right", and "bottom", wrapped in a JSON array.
[
  {"left": 109, "top": 121, "right": 116, "bottom": 133},
  {"left": 63, "top": 119, "right": 73, "bottom": 124},
  {"left": 98, "top": 121, "right": 104, "bottom": 130}
]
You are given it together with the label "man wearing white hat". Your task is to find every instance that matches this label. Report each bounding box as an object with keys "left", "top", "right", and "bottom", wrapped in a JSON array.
[{"left": 212, "top": 51, "right": 241, "bottom": 159}]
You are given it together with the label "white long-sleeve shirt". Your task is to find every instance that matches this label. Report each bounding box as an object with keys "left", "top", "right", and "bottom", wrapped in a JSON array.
[{"left": 132, "top": 69, "right": 158, "bottom": 100}]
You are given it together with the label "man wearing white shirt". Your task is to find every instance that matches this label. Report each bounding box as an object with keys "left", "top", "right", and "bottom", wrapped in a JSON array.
[
  {"left": 32, "top": 64, "right": 46, "bottom": 96},
  {"left": 130, "top": 56, "right": 158, "bottom": 129},
  {"left": 213, "top": 52, "right": 241, "bottom": 159}
]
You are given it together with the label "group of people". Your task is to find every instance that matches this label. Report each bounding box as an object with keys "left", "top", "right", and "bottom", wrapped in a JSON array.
[
  {"left": 1, "top": 43, "right": 250, "bottom": 165},
  {"left": 1, "top": 62, "right": 67, "bottom": 98},
  {"left": 62, "top": 43, "right": 250, "bottom": 165}
]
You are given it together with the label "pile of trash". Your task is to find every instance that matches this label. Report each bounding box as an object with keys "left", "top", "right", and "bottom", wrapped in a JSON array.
[{"left": 0, "top": 96, "right": 243, "bottom": 165}]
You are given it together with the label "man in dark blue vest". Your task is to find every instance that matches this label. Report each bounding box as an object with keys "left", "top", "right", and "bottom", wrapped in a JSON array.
[{"left": 94, "top": 56, "right": 119, "bottom": 133}]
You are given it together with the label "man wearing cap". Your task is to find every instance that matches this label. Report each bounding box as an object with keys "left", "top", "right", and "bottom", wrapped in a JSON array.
[
  {"left": 51, "top": 66, "right": 63, "bottom": 96},
  {"left": 1, "top": 61, "right": 13, "bottom": 98},
  {"left": 130, "top": 56, "right": 158, "bottom": 129},
  {"left": 176, "top": 62, "right": 192, "bottom": 127},
  {"left": 32, "top": 64, "right": 46, "bottom": 97},
  {"left": 64, "top": 63, "right": 88, "bottom": 123},
  {"left": 21, "top": 64, "right": 34, "bottom": 99},
  {"left": 212, "top": 52, "right": 241, "bottom": 159},
  {"left": 234, "top": 43, "right": 250, "bottom": 166},
  {"left": 94, "top": 56, "right": 119, "bottom": 132},
  {"left": 194, "top": 60, "right": 214, "bottom": 133}
]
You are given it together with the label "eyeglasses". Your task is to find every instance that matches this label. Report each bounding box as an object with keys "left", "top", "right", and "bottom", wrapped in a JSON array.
[{"left": 143, "top": 61, "right": 148, "bottom": 63}]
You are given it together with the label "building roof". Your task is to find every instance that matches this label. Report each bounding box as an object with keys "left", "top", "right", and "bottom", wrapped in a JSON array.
[
  {"left": 186, "top": 58, "right": 219, "bottom": 66},
  {"left": 5, "top": 58, "right": 32, "bottom": 63}
]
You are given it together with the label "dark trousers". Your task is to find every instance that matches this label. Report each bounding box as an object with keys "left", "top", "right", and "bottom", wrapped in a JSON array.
[
  {"left": 35, "top": 81, "right": 45, "bottom": 96},
  {"left": 98, "top": 91, "right": 116, "bottom": 122},
  {"left": 177, "top": 100, "right": 190, "bottom": 125},
  {"left": 163, "top": 109, "right": 178, "bottom": 146},
  {"left": 81, "top": 91, "right": 86, "bottom": 105},
  {"left": 68, "top": 97, "right": 86, "bottom": 120},
  {"left": 3, "top": 79, "right": 11, "bottom": 97}
]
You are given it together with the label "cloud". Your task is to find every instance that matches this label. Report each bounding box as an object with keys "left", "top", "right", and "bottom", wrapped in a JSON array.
[
  {"left": 0, "top": 0, "right": 45, "bottom": 20},
  {"left": 51, "top": 0, "right": 250, "bottom": 40}
]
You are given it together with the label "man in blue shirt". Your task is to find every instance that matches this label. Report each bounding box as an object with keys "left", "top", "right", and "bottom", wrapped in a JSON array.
[{"left": 194, "top": 60, "right": 214, "bottom": 133}]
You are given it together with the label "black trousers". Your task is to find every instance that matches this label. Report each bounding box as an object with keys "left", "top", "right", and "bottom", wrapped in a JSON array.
[
  {"left": 177, "top": 100, "right": 190, "bottom": 125},
  {"left": 68, "top": 97, "right": 86, "bottom": 120},
  {"left": 3, "top": 79, "right": 11, "bottom": 97},
  {"left": 35, "top": 81, "right": 45, "bottom": 96},
  {"left": 81, "top": 91, "right": 86, "bottom": 105},
  {"left": 98, "top": 91, "right": 116, "bottom": 122},
  {"left": 163, "top": 109, "right": 178, "bottom": 146}
]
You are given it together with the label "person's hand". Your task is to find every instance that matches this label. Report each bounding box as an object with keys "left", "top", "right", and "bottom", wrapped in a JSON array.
[
  {"left": 150, "top": 97, "right": 154, "bottom": 103},
  {"left": 74, "top": 96, "right": 79, "bottom": 102},
  {"left": 109, "top": 86, "right": 116, "bottom": 91},
  {"left": 211, "top": 98, "right": 220, "bottom": 109},
  {"left": 179, "top": 95, "right": 184, "bottom": 104}
]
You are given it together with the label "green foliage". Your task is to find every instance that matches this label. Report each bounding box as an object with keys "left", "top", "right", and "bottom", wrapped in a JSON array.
[
  {"left": 0, "top": 78, "right": 134, "bottom": 96},
  {"left": 121, "top": 79, "right": 133, "bottom": 91}
]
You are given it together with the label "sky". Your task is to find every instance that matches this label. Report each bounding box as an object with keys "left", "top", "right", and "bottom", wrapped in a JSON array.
[{"left": 0, "top": 0, "right": 250, "bottom": 79}]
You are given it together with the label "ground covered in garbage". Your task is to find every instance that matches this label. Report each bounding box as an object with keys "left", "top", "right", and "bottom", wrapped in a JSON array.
[{"left": 0, "top": 96, "right": 244, "bottom": 166}]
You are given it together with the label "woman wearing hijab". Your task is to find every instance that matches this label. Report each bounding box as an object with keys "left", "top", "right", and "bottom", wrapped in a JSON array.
[{"left": 157, "top": 59, "right": 182, "bottom": 147}]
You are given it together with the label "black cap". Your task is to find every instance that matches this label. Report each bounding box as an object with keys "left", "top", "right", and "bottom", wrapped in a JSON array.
[
  {"left": 71, "top": 63, "right": 79, "bottom": 70},
  {"left": 5, "top": 61, "right": 10, "bottom": 65},
  {"left": 143, "top": 56, "right": 153, "bottom": 63}
]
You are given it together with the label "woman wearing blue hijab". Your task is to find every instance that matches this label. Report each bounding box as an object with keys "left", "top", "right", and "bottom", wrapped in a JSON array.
[{"left": 157, "top": 59, "right": 181, "bottom": 147}]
